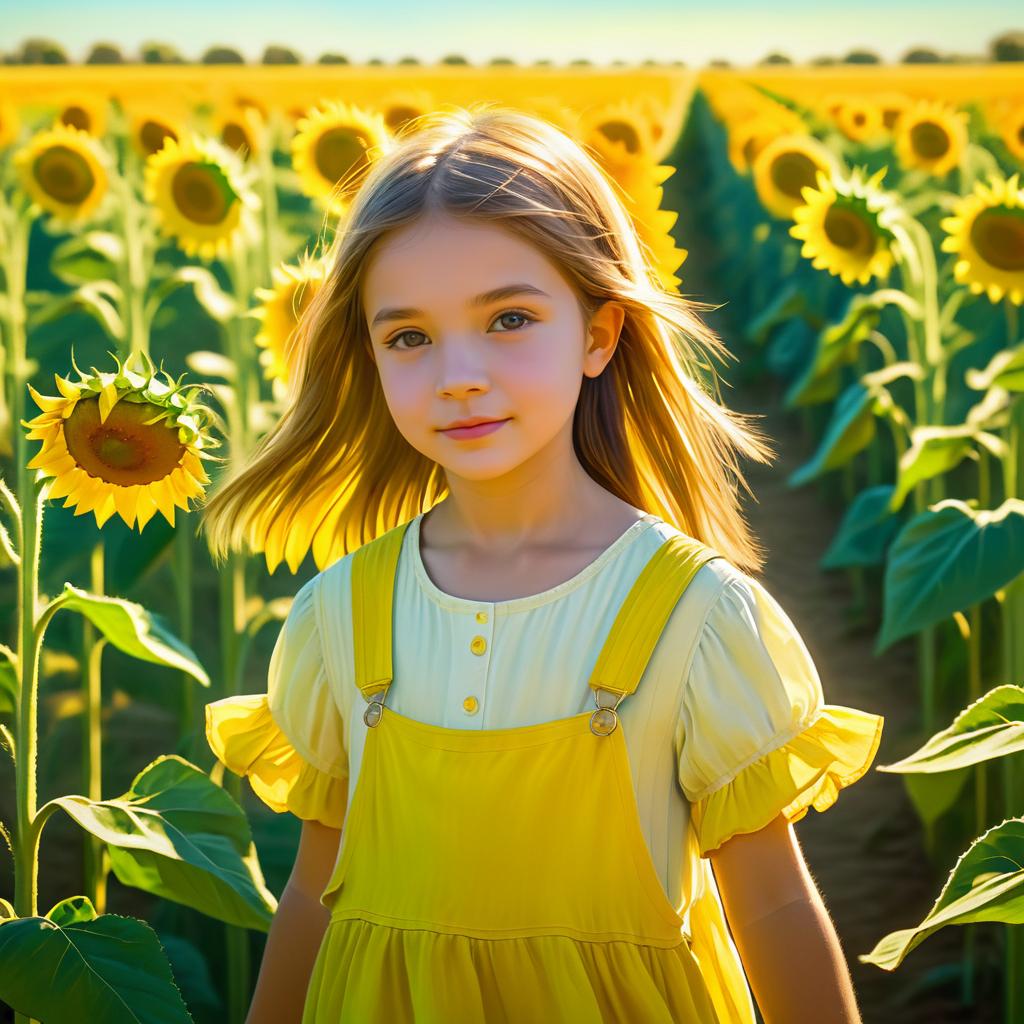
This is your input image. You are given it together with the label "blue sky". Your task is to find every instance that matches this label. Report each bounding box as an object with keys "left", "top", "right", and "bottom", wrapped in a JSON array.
[{"left": 2, "top": 1, "right": 1019, "bottom": 65}]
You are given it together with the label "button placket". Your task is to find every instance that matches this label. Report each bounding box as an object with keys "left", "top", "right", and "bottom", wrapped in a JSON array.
[{"left": 459, "top": 604, "right": 493, "bottom": 724}]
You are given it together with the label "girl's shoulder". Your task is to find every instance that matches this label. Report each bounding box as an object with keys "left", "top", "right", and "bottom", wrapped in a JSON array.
[{"left": 639, "top": 516, "right": 750, "bottom": 609}]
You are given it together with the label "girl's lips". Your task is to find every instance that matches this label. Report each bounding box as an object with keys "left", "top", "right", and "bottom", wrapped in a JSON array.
[{"left": 441, "top": 418, "right": 510, "bottom": 440}]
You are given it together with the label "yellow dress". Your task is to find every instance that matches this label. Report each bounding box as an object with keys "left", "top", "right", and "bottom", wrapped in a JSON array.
[{"left": 206, "top": 519, "right": 885, "bottom": 1022}]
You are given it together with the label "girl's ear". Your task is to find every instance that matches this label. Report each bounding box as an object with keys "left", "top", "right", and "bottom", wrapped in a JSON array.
[{"left": 583, "top": 301, "right": 626, "bottom": 378}]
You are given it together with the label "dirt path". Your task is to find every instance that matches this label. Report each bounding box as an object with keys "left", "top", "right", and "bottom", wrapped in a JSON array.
[{"left": 727, "top": 377, "right": 1003, "bottom": 1024}]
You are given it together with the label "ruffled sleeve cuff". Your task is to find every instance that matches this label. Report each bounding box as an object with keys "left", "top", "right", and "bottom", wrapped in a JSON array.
[
  {"left": 690, "top": 703, "right": 884, "bottom": 858},
  {"left": 205, "top": 693, "right": 349, "bottom": 829}
]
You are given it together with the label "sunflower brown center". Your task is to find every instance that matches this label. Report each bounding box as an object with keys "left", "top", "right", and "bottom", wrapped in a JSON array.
[
  {"left": 910, "top": 120, "right": 951, "bottom": 160},
  {"left": 61, "top": 106, "right": 92, "bottom": 132},
  {"left": 882, "top": 109, "right": 901, "bottom": 131},
  {"left": 770, "top": 151, "right": 821, "bottom": 199},
  {"left": 385, "top": 106, "right": 420, "bottom": 133},
  {"left": 33, "top": 145, "right": 96, "bottom": 205},
  {"left": 314, "top": 127, "right": 370, "bottom": 184},
  {"left": 1017, "top": 123, "right": 1024, "bottom": 146},
  {"left": 171, "top": 160, "right": 238, "bottom": 225},
  {"left": 221, "top": 122, "right": 251, "bottom": 154},
  {"left": 140, "top": 120, "right": 177, "bottom": 156},
  {"left": 969, "top": 208, "right": 1024, "bottom": 272},
  {"left": 824, "top": 204, "right": 875, "bottom": 257},
  {"left": 599, "top": 120, "right": 641, "bottom": 155},
  {"left": 64, "top": 395, "right": 185, "bottom": 486}
]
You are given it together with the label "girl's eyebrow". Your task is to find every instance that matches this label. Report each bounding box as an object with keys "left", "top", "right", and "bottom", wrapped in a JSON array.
[{"left": 370, "top": 283, "right": 550, "bottom": 328}]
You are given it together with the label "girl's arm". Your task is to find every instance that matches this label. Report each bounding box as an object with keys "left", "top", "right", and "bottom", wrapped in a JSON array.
[
  {"left": 244, "top": 819, "right": 342, "bottom": 1024},
  {"left": 709, "top": 813, "right": 863, "bottom": 1024}
]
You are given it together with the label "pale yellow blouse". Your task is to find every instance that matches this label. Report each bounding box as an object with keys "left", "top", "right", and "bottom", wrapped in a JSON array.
[{"left": 207, "top": 510, "right": 884, "bottom": 951}]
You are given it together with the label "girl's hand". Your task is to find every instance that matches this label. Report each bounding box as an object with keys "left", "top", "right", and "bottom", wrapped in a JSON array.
[{"left": 709, "top": 813, "right": 863, "bottom": 1024}]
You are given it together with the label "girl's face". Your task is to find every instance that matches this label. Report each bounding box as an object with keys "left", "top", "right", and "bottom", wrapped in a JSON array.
[{"left": 362, "top": 210, "right": 623, "bottom": 483}]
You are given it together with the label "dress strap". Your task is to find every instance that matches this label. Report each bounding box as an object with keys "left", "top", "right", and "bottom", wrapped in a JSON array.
[
  {"left": 351, "top": 519, "right": 413, "bottom": 707},
  {"left": 585, "top": 534, "right": 724, "bottom": 734}
]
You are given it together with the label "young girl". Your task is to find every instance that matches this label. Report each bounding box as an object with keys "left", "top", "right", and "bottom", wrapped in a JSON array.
[{"left": 201, "top": 103, "right": 884, "bottom": 1023}]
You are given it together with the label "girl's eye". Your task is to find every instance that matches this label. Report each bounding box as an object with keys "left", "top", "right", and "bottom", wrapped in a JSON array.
[{"left": 384, "top": 309, "right": 535, "bottom": 351}]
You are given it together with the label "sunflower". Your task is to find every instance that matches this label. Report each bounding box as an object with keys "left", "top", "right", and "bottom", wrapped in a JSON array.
[
  {"left": 56, "top": 96, "right": 108, "bottom": 137},
  {"left": 0, "top": 99, "right": 20, "bottom": 148},
  {"left": 940, "top": 172, "right": 1024, "bottom": 305},
  {"left": 995, "top": 105, "right": 1024, "bottom": 163},
  {"left": 753, "top": 134, "right": 843, "bottom": 221},
  {"left": 875, "top": 92, "right": 914, "bottom": 133},
  {"left": 727, "top": 110, "right": 805, "bottom": 175},
  {"left": 213, "top": 104, "right": 263, "bottom": 160},
  {"left": 252, "top": 253, "right": 331, "bottom": 385},
  {"left": 126, "top": 107, "right": 184, "bottom": 158},
  {"left": 144, "top": 134, "right": 260, "bottom": 260},
  {"left": 291, "top": 100, "right": 393, "bottom": 218},
  {"left": 373, "top": 87, "right": 437, "bottom": 136},
  {"left": 20, "top": 350, "right": 220, "bottom": 531},
  {"left": 893, "top": 99, "right": 969, "bottom": 178},
  {"left": 578, "top": 100, "right": 660, "bottom": 164},
  {"left": 834, "top": 99, "right": 885, "bottom": 143},
  {"left": 14, "top": 123, "right": 109, "bottom": 223},
  {"left": 789, "top": 166, "right": 900, "bottom": 287}
]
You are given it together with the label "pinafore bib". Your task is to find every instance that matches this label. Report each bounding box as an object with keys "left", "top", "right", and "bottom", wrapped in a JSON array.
[{"left": 302, "top": 520, "right": 729, "bottom": 1022}]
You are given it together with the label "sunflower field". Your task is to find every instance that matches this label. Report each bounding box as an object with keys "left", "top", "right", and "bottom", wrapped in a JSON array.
[{"left": 0, "top": 60, "right": 1022, "bottom": 1023}]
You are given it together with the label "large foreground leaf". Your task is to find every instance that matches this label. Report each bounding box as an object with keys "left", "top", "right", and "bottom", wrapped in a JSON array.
[
  {"left": 876, "top": 498, "right": 1024, "bottom": 652},
  {"left": 859, "top": 817, "right": 1024, "bottom": 971},
  {"left": 0, "top": 912, "right": 193, "bottom": 1023},
  {"left": 48, "top": 754, "right": 277, "bottom": 930}
]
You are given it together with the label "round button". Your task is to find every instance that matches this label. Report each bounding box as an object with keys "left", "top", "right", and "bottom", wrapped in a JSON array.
[
  {"left": 475, "top": 611, "right": 488, "bottom": 624},
  {"left": 470, "top": 635, "right": 487, "bottom": 655},
  {"left": 463, "top": 696, "right": 479, "bottom": 714}
]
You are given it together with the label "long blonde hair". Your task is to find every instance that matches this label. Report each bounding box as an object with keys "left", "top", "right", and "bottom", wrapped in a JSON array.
[{"left": 199, "top": 102, "right": 777, "bottom": 575}]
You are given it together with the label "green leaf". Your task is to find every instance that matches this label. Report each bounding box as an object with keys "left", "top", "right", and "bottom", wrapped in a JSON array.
[
  {"left": 966, "top": 342, "right": 1024, "bottom": 393},
  {"left": 0, "top": 912, "right": 193, "bottom": 1023},
  {"left": 49, "top": 583, "right": 209, "bottom": 686},
  {"left": 146, "top": 266, "right": 236, "bottom": 326},
  {"left": 879, "top": 684, "right": 1024, "bottom": 774},
  {"left": 965, "top": 386, "right": 1011, "bottom": 431},
  {"left": 184, "top": 349, "right": 236, "bottom": 382},
  {"left": 28, "top": 281, "right": 125, "bottom": 341},
  {"left": 820, "top": 485, "right": 902, "bottom": 570},
  {"left": 876, "top": 499, "right": 1024, "bottom": 652},
  {"left": 876, "top": 684, "right": 1024, "bottom": 827},
  {"left": 745, "top": 280, "right": 808, "bottom": 347},
  {"left": 888, "top": 425, "right": 983, "bottom": 513},
  {"left": 859, "top": 817, "right": 1024, "bottom": 971},
  {"left": 49, "top": 754, "right": 277, "bottom": 931},
  {"left": 787, "top": 381, "right": 877, "bottom": 486},
  {"left": 157, "top": 932, "right": 223, "bottom": 1013},
  {"left": 50, "top": 231, "right": 125, "bottom": 286},
  {"left": 784, "top": 289, "right": 922, "bottom": 410},
  {"left": 46, "top": 894, "right": 98, "bottom": 926}
]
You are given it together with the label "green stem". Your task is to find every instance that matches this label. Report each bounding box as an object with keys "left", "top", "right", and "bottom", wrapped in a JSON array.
[
  {"left": 254, "top": 117, "right": 281, "bottom": 287},
  {"left": 172, "top": 523, "right": 195, "bottom": 762},
  {"left": 80, "top": 540, "right": 106, "bottom": 914},
  {"left": 2, "top": 197, "right": 45, "bottom": 1024},
  {"left": 220, "top": 238, "right": 258, "bottom": 1024},
  {"left": 113, "top": 156, "right": 150, "bottom": 359}
]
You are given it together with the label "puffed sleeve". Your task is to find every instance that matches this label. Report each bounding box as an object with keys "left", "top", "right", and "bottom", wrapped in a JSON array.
[
  {"left": 204, "top": 574, "right": 349, "bottom": 829},
  {"left": 675, "top": 571, "right": 884, "bottom": 858}
]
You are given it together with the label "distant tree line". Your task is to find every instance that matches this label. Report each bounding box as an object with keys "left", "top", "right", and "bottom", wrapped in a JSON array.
[{"left": 1, "top": 31, "right": 1022, "bottom": 66}]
